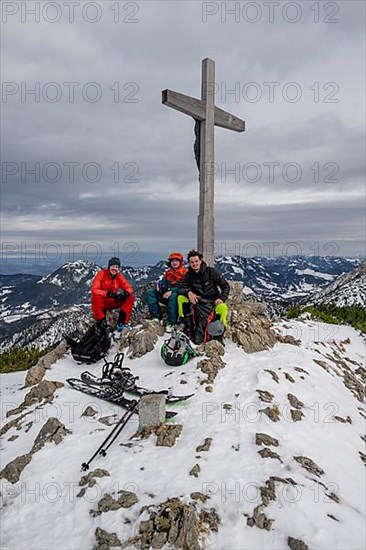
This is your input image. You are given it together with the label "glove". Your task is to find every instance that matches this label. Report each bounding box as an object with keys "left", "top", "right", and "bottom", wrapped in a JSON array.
[
  {"left": 107, "top": 289, "right": 118, "bottom": 300},
  {"left": 115, "top": 289, "right": 129, "bottom": 302}
]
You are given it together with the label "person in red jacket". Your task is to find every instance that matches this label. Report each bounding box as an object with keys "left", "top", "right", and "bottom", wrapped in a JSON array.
[{"left": 91, "top": 257, "right": 134, "bottom": 332}]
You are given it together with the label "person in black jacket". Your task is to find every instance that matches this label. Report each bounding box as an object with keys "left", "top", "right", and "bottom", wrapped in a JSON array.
[{"left": 177, "top": 250, "right": 230, "bottom": 344}]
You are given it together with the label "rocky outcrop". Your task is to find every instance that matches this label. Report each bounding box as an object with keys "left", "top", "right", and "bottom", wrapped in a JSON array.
[
  {"left": 24, "top": 340, "right": 68, "bottom": 386},
  {"left": 31, "top": 417, "right": 71, "bottom": 453},
  {"left": 226, "top": 282, "right": 299, "bottom": 352},
  {"left": 255, "top": 433, "right": 279, "bottom": 447},
  {"left": 189, "top": 464, "right": 201, "bottom": 478},
  {"left": 196, "top": 340, "right": 226, "bottom": 386},
  {"left": 293, "top": 456, "right": 324, "bottom": 477},
  {"left": 91, "top": 491, "right": 139, "bottom": 516},
  {"left": 6, "top": 380, "right": 64, "bottom": 417},
  {"left": 261, "top": 405, "right": 281, "bottom": 422},
  {"left": 93, "top": 527, "right": 122, "bottom": 550},
  {"left": 288, "top": 536, "right": 309, "bottom": 550},
  {"left": 196, "top": 438, "right": 212, "bottom": 452},
  {"left": 0, "top": 417, "right": 71, "bottom": 483},
  {"left": 0, "top": 454, "right": 33, "bottom": 484},
  {"left": 155, "top": 424, "right": 183, "bottom": 447},
  {"left": 136, "top": 424, "right": 183, "bottom": 447},
  {"left": 124, "top": 497, "right": 220, "bottom": 550},
  {"left": 119, "top": 320, "right": 164, "bottom": 358},
  {"left": 247, "top": 477, "right": 298, "bottom": 532}
]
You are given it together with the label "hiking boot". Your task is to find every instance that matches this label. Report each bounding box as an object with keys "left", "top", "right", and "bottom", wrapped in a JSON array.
[
  {"left": 151, "top": 318, "right": 163, "bottom": 324},
  {"left": 95, "top": 317, "right": 108, "bottom": 334},
  {"left": 117, "top": 323, "right": 132, "bottom": 333}
]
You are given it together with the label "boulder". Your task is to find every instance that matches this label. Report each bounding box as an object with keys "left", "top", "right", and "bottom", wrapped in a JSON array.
[{"left": 119, "top": 320, "right": 165, "bottom": 359}]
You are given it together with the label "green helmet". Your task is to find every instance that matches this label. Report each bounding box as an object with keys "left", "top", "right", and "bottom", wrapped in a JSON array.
[{"left": 161, "top": 328, "right": 197, "bottom": 366}]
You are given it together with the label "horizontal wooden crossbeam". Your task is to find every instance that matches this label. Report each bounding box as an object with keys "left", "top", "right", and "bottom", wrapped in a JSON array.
[{"left": 162, "top": 89, "right": 245, "bottom": 132}]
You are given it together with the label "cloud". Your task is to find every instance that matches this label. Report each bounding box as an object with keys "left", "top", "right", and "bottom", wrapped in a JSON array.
[{"left": 1, "top": 0, "right": 365, "bottom": 260}]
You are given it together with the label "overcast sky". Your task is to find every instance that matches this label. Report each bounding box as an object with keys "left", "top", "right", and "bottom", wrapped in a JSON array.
[{"left": 1, "top": 0, "right": 365, "bottom": 267}]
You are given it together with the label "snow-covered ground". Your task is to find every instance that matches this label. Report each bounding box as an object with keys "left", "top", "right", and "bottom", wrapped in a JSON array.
[{"left": 1, "top": 320, "right": 365, "bottom": 550}]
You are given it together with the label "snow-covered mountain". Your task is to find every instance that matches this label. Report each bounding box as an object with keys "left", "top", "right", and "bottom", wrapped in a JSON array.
[
  {"left": 0, "top": 261, "right": 99, "bottom": 343},
  {"left": 0, "top": 256, "right": 363, "bottom": 347},
  {"left": 310, "top": 261, "right": 366, "bottom": 308},
  {"left": 215, "top": 256, "right": 362, "bottom": 300},
  {"left": 1, "top": 319, "right": 365, "bottom": 549}
]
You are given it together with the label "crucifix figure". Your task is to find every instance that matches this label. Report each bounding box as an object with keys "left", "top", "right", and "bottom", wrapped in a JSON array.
[{"left": 162, "top": 58, "right": 245, "bottom": 266}]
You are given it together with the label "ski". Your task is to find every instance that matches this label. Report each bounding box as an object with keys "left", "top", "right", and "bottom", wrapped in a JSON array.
[
  {"left": 66, "top": 378, "right": 178, "bottom": 418},
  {"left": 80, "top": 371, "right": 194, "bottom": 403}
]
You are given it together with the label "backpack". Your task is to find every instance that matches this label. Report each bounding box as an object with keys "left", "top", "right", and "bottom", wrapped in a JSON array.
[
  {"left": 66, "top": 324, "right": 111, "bottom": 364},
  {"left": 161, "top": 327, "right": 197, "bottom": 366}
]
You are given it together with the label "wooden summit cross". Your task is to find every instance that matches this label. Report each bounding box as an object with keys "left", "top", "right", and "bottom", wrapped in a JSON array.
[{"left": 162, "top": 58, "right": 245, "bottom": 266}]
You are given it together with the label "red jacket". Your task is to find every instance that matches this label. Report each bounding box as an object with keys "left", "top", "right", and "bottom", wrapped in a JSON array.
[
  {"left": 91, "top": 269, "right": 133, "bottom": 299},
  {"left": 164, "top": 252, "right": 187, "bottom": 286}
]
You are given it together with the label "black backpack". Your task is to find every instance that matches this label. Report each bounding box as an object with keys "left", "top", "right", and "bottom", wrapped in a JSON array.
[{"left": 65, "top": 324, "right": 111, "bottom": 364}]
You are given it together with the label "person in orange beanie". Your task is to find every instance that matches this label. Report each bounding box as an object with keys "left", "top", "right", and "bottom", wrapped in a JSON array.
[{"left": 145, "top": 252, "right": 187, "bottom": 332}]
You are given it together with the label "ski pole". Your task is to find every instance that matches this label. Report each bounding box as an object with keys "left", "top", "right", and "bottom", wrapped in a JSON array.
[
  {"left": 99, "top": 400, "right": 138, "bottom": 457},
  {"left": 81, "top": 400, "right": 138, "bottom": 471}
]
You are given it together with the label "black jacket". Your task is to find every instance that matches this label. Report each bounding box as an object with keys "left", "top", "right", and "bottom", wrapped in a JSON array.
[{"left": 178, "top": 262, "right": 230, "bottom": 302}]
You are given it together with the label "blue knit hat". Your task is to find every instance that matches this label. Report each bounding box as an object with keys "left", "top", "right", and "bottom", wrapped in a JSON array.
[{"left": 108, "top": 257, "right": 121, "bottom": 268}]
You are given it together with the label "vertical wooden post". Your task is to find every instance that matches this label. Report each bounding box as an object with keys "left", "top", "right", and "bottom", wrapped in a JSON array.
[
  {"left": 197, "top": 58, "right": 215, "bottom": 267},
  {"left": 162, "top": 59, "right": 245, "bottom": 268}
]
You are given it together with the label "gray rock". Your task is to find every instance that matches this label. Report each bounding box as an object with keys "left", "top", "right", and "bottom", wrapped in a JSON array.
[
  {"left": 197, "top": 356, "right": 225, "bottom": 384},
  {"left": 155, "top": 424, "right": 183, "bottom": 447},
  {"left": 82, "top": 406, "right": 98, "bottom": 417},
  {"left": 0, "top": 411, "right": 30, "bottom": 437},
  {"left": 264, "top": 369, "right": 279, "bottom": 383},
  {"left": 138, "top": 394, "right": 166, "bottom": 431},
  {"left": 258, "top": 448, "right": 282, "bottom": 462},
  {"left": 288, "top": 536, "right": 309, "bottom": 550},
  {"left": 79, "top": 468, "right": 110, "bottom": 487},
  {"left": 1, "top": 417, "right": 70, "bottom": 483},
  {"left": 261, "top": 405, "right": 281, "bottom": 422},
  {"left": 256, "top": 390, "right": 274, "bottom": 402},
  {"left": 291, "top": 409, "right": 304, "bottom": 422},
  {"left": 255, "top": 433, "right": 279, "bottom": 447},
  {"left": 260, "top": 479, "right": 277, "bottom": 506},
  {"left": 135, "top": 497, "right": 219, "bottom": 550},
  {"left": 247, "top": 505, "right": 273, "bottom": 530},
  {"left": 25, "top": 365, "right": 46, "bottom": 387},
  {"left": 226, "top": 293, "right": 283, "bottom": 353},
  {"left": 7, "top": 380, "right": 64, "bottom": 417},
  {"left": 94, "top": 527, "right": 122, "bottom": 550},
  {"left": 31, "top": 417, "right": 71, "bottom": 453},
  {"left": 119, "top": 320, "right": 164, "bottom": 359},
  {"left": 294, "top": 456, "right": 324, "bottom": 477},
  {"left": 189, "top": 464, "right": 201, "bottom": 477},
  {"left": 0, "top": 453, "right": 32, "bottom": 483},
  {"left": 287, "top": 393, "right": 304, "bottom": 409},
  {"left": 197, "top": 340, "right": 225, "bottom": 357},
  {"left": 24, "top": 341, "right": 68, "bottom": 387},
  {"left": 36, "top": 340, "right": 68, "bottom": 370},
  {"left": 92, "top": 491, "right": 139, "bottom": 515},
  {"left": 151, "top": 532, "right": 167, "bottom": 549},
  {"left": 196, "top": 437, "right": 213, "bottom": 452},
  {"left": 117, "top": 490, "right": 139, "bottom": 508}
]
